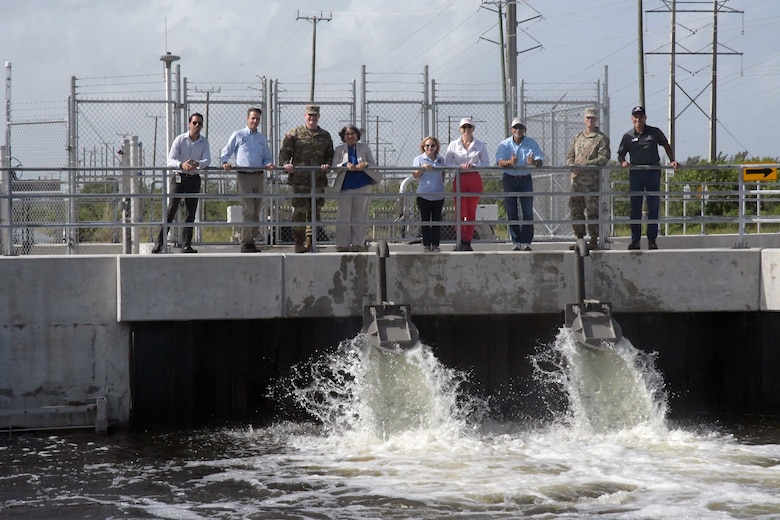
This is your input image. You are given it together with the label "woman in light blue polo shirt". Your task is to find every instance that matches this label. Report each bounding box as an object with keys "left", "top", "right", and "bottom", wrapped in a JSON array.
[{"left": 412, "top": 136, "right": 446, "bottom": 252}]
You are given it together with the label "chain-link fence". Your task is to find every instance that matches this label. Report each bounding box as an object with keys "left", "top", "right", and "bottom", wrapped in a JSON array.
[{"left": 2, "top": 67, "right": 611, "bottom": 253}]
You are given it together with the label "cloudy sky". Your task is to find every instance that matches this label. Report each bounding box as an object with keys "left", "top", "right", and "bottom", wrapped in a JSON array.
[{"left": 1, "top": 0, "right": 777, "bottom": 161}]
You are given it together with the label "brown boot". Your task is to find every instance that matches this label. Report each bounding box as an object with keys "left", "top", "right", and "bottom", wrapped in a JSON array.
[{"left": 294, "top": 235, "right": 307, "bottom": 253}]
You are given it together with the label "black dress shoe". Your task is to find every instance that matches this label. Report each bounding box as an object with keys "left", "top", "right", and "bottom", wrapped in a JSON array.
[
  {"left": 240, "top": 243, "right": 259, "bottom": 253},
  {"left": 181, "top": 245, "right": 198, "bottom": 253},
  {"left": 151, "top": 244, "right": 162, "bottom": 254}
]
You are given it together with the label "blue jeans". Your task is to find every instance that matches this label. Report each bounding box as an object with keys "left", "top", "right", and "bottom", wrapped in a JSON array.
[
  {"left": 629, "top": 169, "right": 661, "bottom": 242},
  {"left": 503, "top": 173, "right": 534, "bottom": 245}
]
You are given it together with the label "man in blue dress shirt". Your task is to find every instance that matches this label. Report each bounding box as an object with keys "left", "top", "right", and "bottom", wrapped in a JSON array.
[{"left": 221, "top": 108, "right": 275, "bottom": 253}]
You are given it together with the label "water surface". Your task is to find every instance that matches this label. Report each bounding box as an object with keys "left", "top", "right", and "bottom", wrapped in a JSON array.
[{"left": 2, "top": 331, "right": 779, "bottom": 519}]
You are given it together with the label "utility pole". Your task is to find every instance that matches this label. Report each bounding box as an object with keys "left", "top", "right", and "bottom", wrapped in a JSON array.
[
  {"left": 145, "top": 114, "right": 161, "bottom": 168},
  {"left": 296, "top": 11, "right": 332, "bottom": 102},
  {"left": 638, "top": 0, "right": 645, "bottom": 108},
  {"left": 480, "top": 1, "right": 541, "bottom": 128},
  {"left": 709, "top": 1, "right": 719, "bottom": 161},
  {"left": 506, "top": 1, "right": 517, "bottom": 118},
  {"left": 647, "top": 0, "right": 742, "bottom": 162},
  {"left": 668, "top": 1, "right": 676, "bottom": 153},
  {"left": 194, "top": 86, "right": 221, "bottom": 138}
]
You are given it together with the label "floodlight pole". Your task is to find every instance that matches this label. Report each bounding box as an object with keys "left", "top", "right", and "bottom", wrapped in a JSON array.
[{"left": 160, "top": 52, "right": 181, "bottom": 150}]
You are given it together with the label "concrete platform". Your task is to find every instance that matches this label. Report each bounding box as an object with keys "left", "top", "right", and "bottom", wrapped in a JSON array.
[{"left": 2, "top": 234, "right": 780, "bottom": 428}]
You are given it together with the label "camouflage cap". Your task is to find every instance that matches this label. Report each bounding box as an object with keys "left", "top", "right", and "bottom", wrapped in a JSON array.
[
  {"left": 584, "top": 108, "right": 598, "bottom": 118},
  {"left": 305, "top": 105, "right": 320, "bottom": 115}
]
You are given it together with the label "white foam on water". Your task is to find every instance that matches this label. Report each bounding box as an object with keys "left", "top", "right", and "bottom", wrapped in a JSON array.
[{"left": 237, "top": 329, "right": 780, "bottom": 518}]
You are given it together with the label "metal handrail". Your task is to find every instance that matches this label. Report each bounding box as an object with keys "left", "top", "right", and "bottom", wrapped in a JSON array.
[{"left": 1, "top": 164, "right": 779, "bottom": 254}]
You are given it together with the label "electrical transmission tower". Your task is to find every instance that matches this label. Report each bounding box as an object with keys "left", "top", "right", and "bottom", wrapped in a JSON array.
[{"left": 646, "top": 0, "right": 742, "bottom": 162}]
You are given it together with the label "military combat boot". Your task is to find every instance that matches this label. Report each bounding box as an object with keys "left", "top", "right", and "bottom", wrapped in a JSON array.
[{"left": 294, "top": 234, "right": 307, "bottom": 253}]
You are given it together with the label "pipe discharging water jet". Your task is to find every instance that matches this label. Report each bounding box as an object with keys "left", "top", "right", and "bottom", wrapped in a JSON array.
[
  {"left": 564, "top": 237, "right": 623, "bottom": 349},
  {"left": 361, "top": 240, "right": 420, "bottom": 352}
]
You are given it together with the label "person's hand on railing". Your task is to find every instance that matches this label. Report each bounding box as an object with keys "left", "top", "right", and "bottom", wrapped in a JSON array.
[
  {"left": 181, "top": 159, "right": 197, "bottom": 171},
  {"left": 347, "top": 161, "right": 368, "bottom": 171}
]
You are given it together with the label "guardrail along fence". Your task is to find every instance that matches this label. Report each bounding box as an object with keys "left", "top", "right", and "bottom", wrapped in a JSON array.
[{"left": 1, "top": 163, "right": 778, "bottom": 255}]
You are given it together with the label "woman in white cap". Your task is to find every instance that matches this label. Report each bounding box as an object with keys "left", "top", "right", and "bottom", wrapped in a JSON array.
[{"left": 444, "top": 117, "right": 490, "bottom": 251}]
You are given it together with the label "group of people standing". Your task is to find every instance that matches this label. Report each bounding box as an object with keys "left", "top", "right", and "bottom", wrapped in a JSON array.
[
  {"left": 413, "top": 116, "right": 544, "bottom": 252},
  {"left": 412, "top": 117, "right": 544, "bottom": 252},
  {"left": 152, "top": 103, "right": 676, "bottom": 254}
]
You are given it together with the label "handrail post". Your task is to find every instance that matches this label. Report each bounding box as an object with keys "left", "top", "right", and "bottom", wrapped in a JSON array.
[
  {"left": 0, "top": 152, "right": 13, "bottom": 256},
  {"left": 309, "top": 167, "right": 318, "bottom": 252},
  {"left": 737, "top": 173, "right": 747, "bottom": 248},
  {"left": 161, "top": 167, "right": 170, "bottom": 253}
]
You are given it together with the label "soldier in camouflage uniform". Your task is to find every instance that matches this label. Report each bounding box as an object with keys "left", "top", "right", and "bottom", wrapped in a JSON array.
[
  {"left": 279, "top": 105, "right": 334, "bottom": 252},
  {"left": 566, "top": 108, "right": 610, "bottom": 250}
]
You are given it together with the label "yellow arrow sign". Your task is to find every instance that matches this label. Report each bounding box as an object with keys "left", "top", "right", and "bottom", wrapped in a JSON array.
[{"left": 743, "top": 165, "right": 778, "bottom": 182}]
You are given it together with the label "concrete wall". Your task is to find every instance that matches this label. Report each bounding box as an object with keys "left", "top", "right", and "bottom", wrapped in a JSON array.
[
  {"left": 0, "top": 256, "right": 130, "bottom": 424},
  {"left": 118, "top": 248, "right": 779, "bottom": 319},
  {"left": 2, "top": 247, "right": 780, "bottom": 428}
]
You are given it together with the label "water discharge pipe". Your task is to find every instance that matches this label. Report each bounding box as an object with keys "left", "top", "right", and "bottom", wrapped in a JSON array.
[
  {"left": 361, "top": 240, "right": 420, "bottom": 352},
  {"left": 564, "top": 238, "right": 623, "bottom": 349}
]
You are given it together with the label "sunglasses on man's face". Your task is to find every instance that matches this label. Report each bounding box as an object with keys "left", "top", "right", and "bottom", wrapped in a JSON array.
[
  {"left": 461, "top": 125, "right": 473, "bottom": 130},
  {"left": 512, "top": 125, "right": 524, "bottom": 130},
  {"left": 191, "top": 121, "right": 204, "bottom": 126}
]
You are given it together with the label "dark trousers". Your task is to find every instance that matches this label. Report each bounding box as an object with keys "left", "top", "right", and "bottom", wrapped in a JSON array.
[
  {"left": 417, "top": 197, "right": 444, "bottom": 247},
  {"left": 629, "top": 169, "right": 661, "bottom": 242},
  {"left": 156, "top": 173, "right": 201, "bottom": 247},
  {"left": 503, "top": 173, "right": 534, "bottom": 245}
]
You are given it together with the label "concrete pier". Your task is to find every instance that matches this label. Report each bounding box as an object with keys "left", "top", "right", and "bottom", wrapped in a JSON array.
[{"left": 2, "top": 240, "right": 780, "bottom": 429}]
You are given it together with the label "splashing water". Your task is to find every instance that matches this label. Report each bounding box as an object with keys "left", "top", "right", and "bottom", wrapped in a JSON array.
[
  {"left": 284, "top": 334, "right": 486, "bottom": 440},
  {"left": 532, "top": 327, "right": 668, "bottom": 434},
  {"left": 4, "top": 331, "right": 780, "bottom": 518}
]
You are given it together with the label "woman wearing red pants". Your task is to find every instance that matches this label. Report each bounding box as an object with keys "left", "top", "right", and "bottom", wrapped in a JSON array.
[{"left": 444, "top": 117, "right": 490, "bottom": 251}]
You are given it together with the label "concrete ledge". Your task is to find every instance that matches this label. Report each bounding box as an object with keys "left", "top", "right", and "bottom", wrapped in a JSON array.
[
  {"left": 3, "top": 248, "right": 775, "bottom": 320},
  {"left": 761, "top": 249, "right": 780, "bottom": 311},
  {"left": 587, "top": 249, "right": 761, "bottom": 313},
  {"left": 0, "top": 255, "right": 118, "bottom": 323},
  {"left": 116, "top": 248, "right": 769, "bottom": 319},
  {"left": 117, "top": 253, "right": 285, "bottom": 321},
  {"left": 0, "top": 397, "right": 107, "bottom": 433}
]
